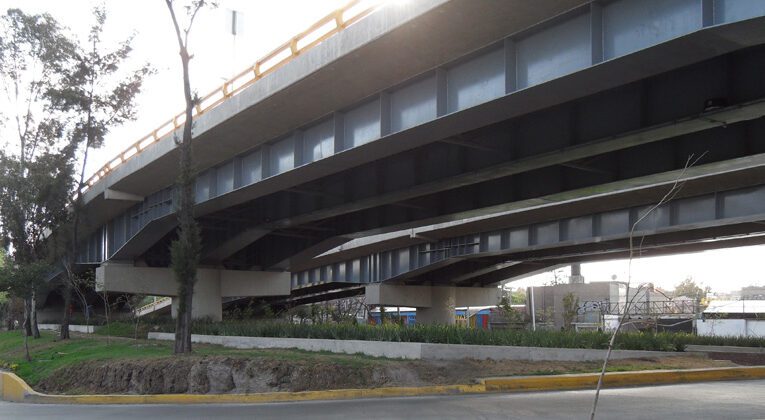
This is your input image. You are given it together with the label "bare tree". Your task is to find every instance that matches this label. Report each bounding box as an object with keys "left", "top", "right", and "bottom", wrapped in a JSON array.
[
  {"left": 118, "top": 293, "right": 145, "bottom": 340},
  {"left": 99, "top": 288, "right": 111, "bottom": 345},
  {"left": 589, "top": 152, "right": 706, "bottom": 419}
]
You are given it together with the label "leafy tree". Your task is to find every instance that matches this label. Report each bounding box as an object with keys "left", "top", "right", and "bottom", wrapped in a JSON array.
[
  {"left": 49, "top": 6, "right": 151, "bottom": 340},
  {"left": 498, "top": 296, "right": 524, "bottom": 325},
  {"left": 0, "top": 8, "right": 78, "bottom": 339},
  {"left": 164, "top": 0, "right": 214, "bottom": 354},
  {"left": 561, "top": 292, "right": 579, "bottom": 331},
  {"left": 0, "top": 261, "right": 50, "bottom": 360},
  {"left": 509, "top": 287, "right": 526, "bottom": 305},
  {"left": 673, "top": 277, "right": 710, "bottom": 303}
]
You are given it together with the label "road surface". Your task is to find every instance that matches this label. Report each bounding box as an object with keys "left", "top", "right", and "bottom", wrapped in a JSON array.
[{"left": 1, "top": 380, "right": 764, "bottom": 419}]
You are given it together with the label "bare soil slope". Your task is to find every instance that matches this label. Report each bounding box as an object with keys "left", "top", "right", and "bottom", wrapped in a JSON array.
[{"left": 38, "top": 355, "right": 733, "bottom": 395}]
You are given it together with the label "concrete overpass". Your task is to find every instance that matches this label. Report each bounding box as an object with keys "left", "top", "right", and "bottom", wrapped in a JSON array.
[{"left": 76, "top": 0, "right": 765, "bottom": 323}]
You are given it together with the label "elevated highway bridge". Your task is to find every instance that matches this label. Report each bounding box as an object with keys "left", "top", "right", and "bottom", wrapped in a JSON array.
[{"left": 73, "top": 0, "right": 765, "bottom": 323}]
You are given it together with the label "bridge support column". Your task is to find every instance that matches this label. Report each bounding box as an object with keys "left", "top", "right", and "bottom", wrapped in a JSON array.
[
  {"left": 416, "top": 286, "right": 457, "bottom": 325},
  {"left": 170, "top": 294, "right": 222, "bottom": 321},
  {"left": 95, "top": 262, "right": 291, "bottom": 322},
  {"left": 365, "top": 284, "right": 499, "bottom": 325}
]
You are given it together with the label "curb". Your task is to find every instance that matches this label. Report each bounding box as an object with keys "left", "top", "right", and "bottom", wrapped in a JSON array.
[
  {"left": 685, "top": 345, "right": 765, "bottom": 354},
  {"left": 2, "top": 366, "right": 765, "bottom": 405},
  {"left": 480, "top": 366, "right": 765, "bottom": 392}
]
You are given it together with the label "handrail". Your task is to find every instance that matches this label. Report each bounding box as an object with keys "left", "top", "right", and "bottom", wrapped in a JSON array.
[
  {"left": 135, "top": 296, "right": 172, "bottom": 316},
  {"left": 81, "top": 0, "right": 384, "bottom": 195}
]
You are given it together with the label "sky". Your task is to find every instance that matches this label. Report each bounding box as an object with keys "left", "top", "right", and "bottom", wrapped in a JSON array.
[
  {"left": 509, "top": 245, "right": 765, "bottom": 293},
  {"left": 3, "top": 0, "right": 765, "bottom": 294}
]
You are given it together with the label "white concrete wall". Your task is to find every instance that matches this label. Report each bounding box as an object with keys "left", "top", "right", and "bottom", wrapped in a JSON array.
[
  {"left": 747, "top": 319, "right": 765, "bottom": 337},
  {"left": 147, "top": 332, "right": 686, "bottom": 361},
  {"left": 38, "top": 324, "right": 95, "bottom": 333},
  {"left": 695, "top": 319, "right": 765, "bottom": 337}
]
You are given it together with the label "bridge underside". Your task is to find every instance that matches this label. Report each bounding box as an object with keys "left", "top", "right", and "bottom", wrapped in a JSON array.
[
  {"left": 83, "top": 2, "right": 765, "bottom": 322},
  {"left": 134, "top": 44, "right": 765, "bottom": 270}
]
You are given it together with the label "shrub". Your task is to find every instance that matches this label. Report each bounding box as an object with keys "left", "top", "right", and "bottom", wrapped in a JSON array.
[{"left": 143, "top": 319, "right": 763, "bottom": 351}]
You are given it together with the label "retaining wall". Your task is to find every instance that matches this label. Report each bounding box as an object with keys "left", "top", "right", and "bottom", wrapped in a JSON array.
[
  {"left": 685, "top": 345, "right": 765, "bottom": 354},
  {"left": 147, "top": 332, "right": 685, "bottom": 361},
  {"left": 38, "top": 324, "right": 96, "bottom": 334}
]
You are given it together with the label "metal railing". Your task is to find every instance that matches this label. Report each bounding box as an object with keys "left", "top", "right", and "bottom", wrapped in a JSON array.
[
  {"left": 81, "top": 0, "right": 384, "bottom": 194},
  {"left": 135, "top": 296, "right": 172, "bottom": 317},
  {"left": 578, "top": 300, "right": 699, "bottom": 316}
]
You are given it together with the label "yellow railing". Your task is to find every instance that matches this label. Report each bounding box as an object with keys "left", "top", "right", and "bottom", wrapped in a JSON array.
[{"left": 81, "top": 0, "right": 384, "bottom": 194}]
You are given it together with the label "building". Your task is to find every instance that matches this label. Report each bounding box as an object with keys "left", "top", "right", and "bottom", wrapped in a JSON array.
[
  {"left": 528, "top": 281, "right": 695, "bottom": 331},
  {"left": 527, "top": 282, "right": 624, "bottom": 329},
  {"left": 698, "top": 300, "right": 765, "bottom": 338},
  {"left": 741, "top": 286, "right": 765, "bottom": 300}
]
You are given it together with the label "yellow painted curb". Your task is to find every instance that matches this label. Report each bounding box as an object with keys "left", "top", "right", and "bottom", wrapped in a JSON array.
[
  {"left": 0, "top": 371, "right": 485, "bottom": 405},
  {"left": 2, "top": 366, "right": 764, "bottom": 405},
  {"left": 481, "top": 366, "right": 765, "bottom": 392}
]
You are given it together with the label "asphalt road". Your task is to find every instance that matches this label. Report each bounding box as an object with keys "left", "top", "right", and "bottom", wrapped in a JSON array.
[{"left": 2, "top": 380, "right": 764, "bottom": 419}]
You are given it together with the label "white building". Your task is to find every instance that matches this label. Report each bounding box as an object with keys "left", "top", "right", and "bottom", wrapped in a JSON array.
[{"left": 697, "top": 300, "right": 765, "bottom": 338}]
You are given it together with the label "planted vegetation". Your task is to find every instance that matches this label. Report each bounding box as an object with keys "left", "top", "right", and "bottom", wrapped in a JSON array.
[{"left": 141, "top": 320, "right": 765, "bottom": 352}]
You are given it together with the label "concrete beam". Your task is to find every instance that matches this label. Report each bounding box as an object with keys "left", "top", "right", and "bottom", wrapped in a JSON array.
[
  {"left": 220, "top": 270, "right": 291, "bottom": 297},
  {"left": 95, "top": 262, "right": 224, "bottom": 320},
  {"left": 96, "top": 262, "right": 290, "bottom": 297},
  {"left": 103, "top": 189, "right": 144, "bottom": 202},
  {"left": 95, "top": 262, "right": 290, "bottom": 320},
  {"left": 268, "top": 236, "right": 352, "bottom": 271},
  {"left": 364, "top": 284, "right": 500, "bottom": 308},
  {"left": 203, "top": 228, "right": 271, "bottom": 263}
]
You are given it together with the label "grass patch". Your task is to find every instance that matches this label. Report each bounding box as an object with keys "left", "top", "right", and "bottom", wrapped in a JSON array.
[
  {"left": 93, "top": 321, "right": 155, "bottom": 340},
  {"left": 0, "top": 330, "right": 390, "bottom": 386},
  {"left": 0, "top": 331, "right": 172, "bottom": 386},
  {"left": 0, "top": 330, "right": 737, "bottom": 393}
]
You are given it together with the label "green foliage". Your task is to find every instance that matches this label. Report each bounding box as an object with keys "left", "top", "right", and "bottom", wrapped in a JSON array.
[
  {"left": 673, "top": 277, "right": 711, "bottom": 302},
  {"left": 169, "top": 221, "right": 201, "bottom": 308},
  {"left": 93, "top": 321, "right": 156, "bottom": 340},
  {"left": 0, "top": 9, "right": 79, "bottom": 266},
  {"left": 497, "top": 296, "right": 524, "bottom": 324},
  {"left": 509, "top": 288, "right": 527, "bottom": 305},
  {"left": 562, "top": 292, "right": 579, "bottom": 331},
  {"left": 0, "top": 261, "right": 50, "bottom": 300},
  {"left": 146, "top": 320, "right": 765, "bottom": 350},
  {"left": 0, "top": 330, "right": 392, "bottom": 387},
  {"left": 0, "top": 330, "right": 170, "bottom": 386}
]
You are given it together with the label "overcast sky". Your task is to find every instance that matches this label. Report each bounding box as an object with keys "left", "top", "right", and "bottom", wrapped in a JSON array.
[{"left": 4, "top": 0, "right": 765, "bottom": 294}]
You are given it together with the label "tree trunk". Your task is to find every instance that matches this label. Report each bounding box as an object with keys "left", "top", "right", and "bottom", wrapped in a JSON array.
[
  {"left": 23, "top": 297, "right": 32, "bottom": 336},
  {"left": 62, "top": 131, "right": 91, "bottom": 341},
  {"left": 21, "top": 297, "right": 31, "bottom": 361},
  {"left": 60, "top": 281, "right": 72, "bottom": 339},
  {"left": 31, "top": 290, "right": 40, "bottom": 338},
  {"left": 166, "top": 0, "right": 204, "bottom": 355},
  {"left": 174, "top": 289, "right": 193, "bottom": 353}
]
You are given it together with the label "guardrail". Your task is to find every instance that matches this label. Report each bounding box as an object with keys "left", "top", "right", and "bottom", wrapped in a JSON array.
[
  {"left": 135, "top": 296, "right": 172, "bottom": 317},
  {"left": 81, "top": 0, "right": 385, "bottom": 194},
  {"left": 578, "top": 300, "right": 699, "bottom": 316}
]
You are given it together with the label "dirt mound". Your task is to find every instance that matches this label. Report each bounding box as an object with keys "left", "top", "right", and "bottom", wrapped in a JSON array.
[
  {"left": 36, "top": 354, "right": 732, "bottom": 395},
  {"left": 37, "top": 356, "right": 423, "bottom": 395}
]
